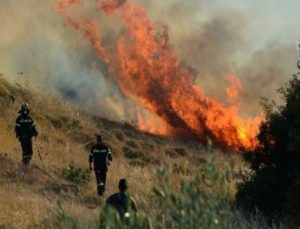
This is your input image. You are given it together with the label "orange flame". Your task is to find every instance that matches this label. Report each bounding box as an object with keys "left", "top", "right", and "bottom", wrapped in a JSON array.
[
  {"left": 53, "top": 0, "right": 264, "bottom": 151},
  {"left": 226, "top": 73, "right": 242, "bottom": 102},
  {"left": 137, "top": 112, "right": 171, "bottom": 137}
]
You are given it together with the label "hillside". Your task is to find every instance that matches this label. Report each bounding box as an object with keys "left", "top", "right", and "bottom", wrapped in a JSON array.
[{"left": 0, "top": 75, "right": 248, "bottom": 228}]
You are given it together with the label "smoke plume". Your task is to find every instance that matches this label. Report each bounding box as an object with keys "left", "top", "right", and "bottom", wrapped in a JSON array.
[{"left": 0, "top": 0, "right": 298, "bottom": 149}]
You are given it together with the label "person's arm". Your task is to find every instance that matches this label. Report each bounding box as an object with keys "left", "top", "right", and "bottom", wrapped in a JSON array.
[
  {"left": 15, "top": 117, "right": 21, "bottom": 138},
  {"left": 89, "top": 148, "right": 94, "bottom": 170},
  {"left": 107, "top": 148, "right": 112, "bottom": 164},
  {"left": 130, "top": 197, "right": 138, "bottom": 213},
  {"left": 31, "top": 117, "right": 38, "bottom": 137},
  {"left": 106, "top": 195, "right": 112, "bottom": 206}
]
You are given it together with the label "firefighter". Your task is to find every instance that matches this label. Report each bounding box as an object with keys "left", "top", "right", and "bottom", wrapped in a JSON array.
[
  {"left": 105, "top": 178, "right": 137, "bottom": 219},
  {"left": 15, "top": 103, "right": 38, "bottom": 165},
  {"left": 89, "top": 134, "right": 112, "bottom": 196}
]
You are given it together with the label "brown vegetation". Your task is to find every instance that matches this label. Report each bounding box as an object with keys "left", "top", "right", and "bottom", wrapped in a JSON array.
[{"left": 0, "top": 76, "right": 246, "bottom": 228}]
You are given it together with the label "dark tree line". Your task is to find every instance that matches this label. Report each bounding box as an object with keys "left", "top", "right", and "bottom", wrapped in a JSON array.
[{"left": 237, "top": 55, "right": 300, "bottom": 225}]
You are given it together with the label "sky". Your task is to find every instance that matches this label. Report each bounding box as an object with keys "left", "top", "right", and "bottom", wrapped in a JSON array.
[{"left": 220, "top": 0, "right": 300, "bottom": 48}]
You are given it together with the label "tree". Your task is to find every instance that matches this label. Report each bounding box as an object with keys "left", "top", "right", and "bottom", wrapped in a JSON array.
[{"left": 237, "top": 62, "right": 300, "bottom": 223}]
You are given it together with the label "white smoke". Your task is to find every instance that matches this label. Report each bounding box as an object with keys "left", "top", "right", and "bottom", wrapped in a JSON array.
[{"left": 0, "top": 0, "right": 298, "bottom": 121}]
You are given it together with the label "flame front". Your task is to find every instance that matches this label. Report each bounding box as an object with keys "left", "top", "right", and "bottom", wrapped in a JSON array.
[{"left": 53, "top": 0, "right": 263, "bottom": 151}]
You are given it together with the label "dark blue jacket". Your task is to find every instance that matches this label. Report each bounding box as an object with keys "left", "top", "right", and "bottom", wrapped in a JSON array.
[
  {"left": 15, "top": 114, "right": 38, "bottom": 139},
  {"left": 89, "top": 143, "right": 112, "bottom": 171}
]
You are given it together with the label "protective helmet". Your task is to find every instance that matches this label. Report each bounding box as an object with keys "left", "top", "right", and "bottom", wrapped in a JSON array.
[
  {"left": 96, "top": 134, "right": 103, "bottom": 143},
  {"left": 119, "top": 178, "right": 128, "bottom": 191},
  {"left": 19, "top": 103, "right": 30, "bottom": 114},
  {"left": 21, "top": 103, "right": 29, "bottom": 111}
]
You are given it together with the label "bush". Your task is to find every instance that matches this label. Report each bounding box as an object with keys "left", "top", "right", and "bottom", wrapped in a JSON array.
[
  {"left": 60, "top": 163, "right": 91, "bottom": 186},
  {"left": 237, "top": 73, "right": 300, "bottom": 224},
  {"left": 55, "top": 157, "right": 232, "bottom": 228},
  {"left": 151, "top": 159, "right": 231, "bottom": 229},
  {"left": 286, "top": 174, "right": 300, "bottom": 225}
]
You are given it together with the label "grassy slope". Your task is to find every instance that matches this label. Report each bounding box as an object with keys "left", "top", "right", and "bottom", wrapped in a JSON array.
[{"left": 0, "top": 76, "right": 246, "bottom": 228}]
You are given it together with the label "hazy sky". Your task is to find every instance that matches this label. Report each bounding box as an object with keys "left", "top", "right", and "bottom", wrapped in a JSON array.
[{"left": 208, "top": 0, "right": 300, "bottom": 48}]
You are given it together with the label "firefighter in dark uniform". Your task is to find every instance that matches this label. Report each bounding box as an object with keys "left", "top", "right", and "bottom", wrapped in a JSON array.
[
  {"left": 89, "top": 134, "right": 112, "bottom": 196},
  {"left": 106, "top": 178, "right": 137, "bottom": 219},
  {"left": 15, "top": 103, "right": 38, "bottom": 165}
]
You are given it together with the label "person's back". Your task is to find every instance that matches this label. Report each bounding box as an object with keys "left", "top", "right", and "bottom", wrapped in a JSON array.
[
  {"left": 90, "top": 143, "right": 111, "bottom": 171},
  {"left": 15, "top": 103, "right": 38, "bottom": 165},
  {"left": 89, "top": 134, "right": 112, "bottom": 196},
  {"left": 106, "top": 179, "right": 137, "bottom": 219},
  {"left": 106, "top": 191, "right": 137, "bottom": 218},
  {"left": 15, "top": 112, "right": 37, "bottom": 139}
]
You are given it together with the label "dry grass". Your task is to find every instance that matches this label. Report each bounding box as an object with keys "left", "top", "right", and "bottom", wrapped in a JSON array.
[
  {"left": 0, "top": 76, "right": 247, "bottom": 228},
  {"left": 0, "top": 183, "right": 53, "bottom": 229}
]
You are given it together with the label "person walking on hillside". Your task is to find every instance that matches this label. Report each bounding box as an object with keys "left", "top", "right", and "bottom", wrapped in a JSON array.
[
  {"left": 105, "top": 178, "right": 137, "bottom": 219},
  {"left": 89, "top": 134, "right": 112, "bottom": 196},
  {"left": 15, "top": 103, "right": 38, "bottom": 165}
]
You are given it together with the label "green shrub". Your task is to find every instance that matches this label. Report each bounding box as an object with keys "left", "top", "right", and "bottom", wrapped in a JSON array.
[
  {"left": 152, "top": 159, "right": 231, "bottom": 229},
  {"left": 286, "top": 174, "right": 300, "bottom": 225},
  {"left": 60, "top": 163, "right": 91, "bottom": 186},
  {"left": 172, "top": 163, "right": 191, "bottom": 175},
  {"left": 237, "top": 73, "right": 300, "bottom": 224},
  {"left": 55, "top": 157, "right": 232, "bottom": 229}
]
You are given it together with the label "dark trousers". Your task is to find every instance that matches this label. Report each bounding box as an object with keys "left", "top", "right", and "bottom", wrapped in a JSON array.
[
  {"left": 20, "top": 138, "right": 33, "bottom": 165},
  {"left": 95, "top": 170, "right": 107, "bottom": 195}
]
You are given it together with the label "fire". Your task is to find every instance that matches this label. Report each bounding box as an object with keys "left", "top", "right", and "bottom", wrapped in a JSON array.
[
  {"left": 226, "top": 73, "right": 242, "bottom": 102},
  {"left": 137, "top": 112, "right": 171, "bottom": 137},
  {"left": 52, "top": 0, "right": 264, "bottom": 151}
]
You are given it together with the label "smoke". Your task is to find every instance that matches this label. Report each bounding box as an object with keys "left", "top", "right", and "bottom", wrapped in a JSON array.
[
  {"left": 138, "top": 0, "right": 247, "bottom": 99},
  {"left": 0, "top": 0, "right": 136, "bottom": 120},
  {"left": 135, "top": 0, "right": 298, "bottom": 113},
  {"left": 0, "top": 0, "right": 298, "bottom": 123},
  {"left": 238, "top": 43, "right": 297, "bottom": 115}
]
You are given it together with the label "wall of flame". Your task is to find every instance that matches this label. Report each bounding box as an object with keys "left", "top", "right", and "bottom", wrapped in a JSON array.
[{"left": 51, "top": 0, "right": 266, "bottom": 151}]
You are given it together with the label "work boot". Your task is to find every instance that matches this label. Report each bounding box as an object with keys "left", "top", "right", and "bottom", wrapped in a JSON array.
[{"left": 97, "top": 183, "right": 105, "bottom": 196}]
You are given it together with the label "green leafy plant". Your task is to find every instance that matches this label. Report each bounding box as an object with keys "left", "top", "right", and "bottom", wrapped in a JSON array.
[
  {"left": 56, "top": 156, "right": 232, "bottom": 229},
  {"left": 237, "top": 73, "right": 300, "bottom": 225},
  {"left": 60, "top": 163, "right": 91, "bottom": 186},
  {"left": 152, "top": 159, "right": 231, "bottom": 229},
  {"left": 286, "top": 175, "right": 300, "bottom": 225}
]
